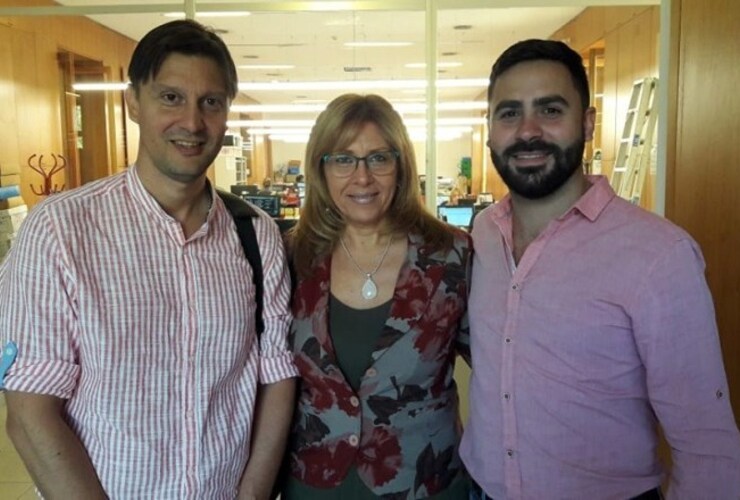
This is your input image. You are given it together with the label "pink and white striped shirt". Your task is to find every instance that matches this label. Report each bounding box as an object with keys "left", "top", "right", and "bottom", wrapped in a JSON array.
[{"left": 0, "top": 166, "right": 298, "bottom": 499}]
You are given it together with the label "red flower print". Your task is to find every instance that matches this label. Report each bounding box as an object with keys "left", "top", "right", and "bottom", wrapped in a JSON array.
[
  {"left": 414, "top": 295, "right": 459, "bottom": 362},
  {"left": 293, "top": 439, "right": 356, "bottom": 488},
  {"left": 357, "top": 426, "right": 403, "bottom": 487},
  {"left": 392, "top": 270, "right": 429, "bottom": 320}
]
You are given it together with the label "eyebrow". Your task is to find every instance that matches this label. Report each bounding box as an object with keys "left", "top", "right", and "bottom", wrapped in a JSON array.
[
  {"left": 492, "top": 94, "right": 570, "bottom": 114},
  {"left": 533, "top": 95, "right": 570, "bottom": 108}
]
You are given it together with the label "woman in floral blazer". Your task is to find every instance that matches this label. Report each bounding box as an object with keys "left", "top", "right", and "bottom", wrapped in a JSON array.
[{"left": 281, "top": 94, "right": 472, "bottom": 500}]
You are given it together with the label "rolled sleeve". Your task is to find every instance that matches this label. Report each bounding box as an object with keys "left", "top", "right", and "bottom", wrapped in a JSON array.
[
  {"left": 4, "top": 360, "right": 80, "bottom": 398},
  {"left": 0, "top": 205, "right": 80, "bottom": 398},
  {"left": 632, "top": 237, "right": 740, "bottom": 498}
]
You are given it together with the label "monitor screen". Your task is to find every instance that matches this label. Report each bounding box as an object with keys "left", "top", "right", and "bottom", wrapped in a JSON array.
[
  {"left": 438, "top": 205, "right": 474, "bottom": 229},
  {"left": 243, "top": 195, "right": 281, "bottom": 218},
  {"left": 231, "top": 184, "right": 259, "bottom": 197}
]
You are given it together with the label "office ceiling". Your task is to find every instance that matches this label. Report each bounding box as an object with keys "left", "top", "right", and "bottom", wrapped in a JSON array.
[
  {"left": 3, "top": 0, "right": 657, "bottom": 133},
  {"left": 45, "top": 1, "right": 595, "bottom": 108}
]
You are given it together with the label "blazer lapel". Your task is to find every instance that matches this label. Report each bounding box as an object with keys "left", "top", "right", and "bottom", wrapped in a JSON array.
[
  {"left": 371, "top": 233, "right": 447, "bottom": 362},
  {"left": 293, "top": 256, "right": 336, "bottom": 360}
]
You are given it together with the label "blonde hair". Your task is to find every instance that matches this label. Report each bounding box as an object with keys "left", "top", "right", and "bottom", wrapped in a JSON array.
[{"left": 289, "top": 93, "right": 453, "bottom": 277}]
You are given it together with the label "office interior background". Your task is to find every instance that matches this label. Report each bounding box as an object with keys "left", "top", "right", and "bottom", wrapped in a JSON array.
[{"left": 0, "top": 0, "right": 738, "bottom": 491}]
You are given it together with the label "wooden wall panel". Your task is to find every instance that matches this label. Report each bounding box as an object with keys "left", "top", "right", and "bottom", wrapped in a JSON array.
[
  {"left": 552, "top": 6, "right": 651, "bottom": 51},
  {"left": 669, "top": 0, "right": 740, "bottom": 420},
  {"left": 0, "top": 27, "right": 20, "bottom": 176},
  {"left": 552, "top": 6, "right": 659, "bottom": 211},
  {"left": 0, "top": 0, "right": 135, "bottom": 207}
]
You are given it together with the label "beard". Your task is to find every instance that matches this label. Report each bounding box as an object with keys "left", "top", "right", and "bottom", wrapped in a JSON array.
[{"left": 490, "top": 136, "right": 585, "bottom": 199}]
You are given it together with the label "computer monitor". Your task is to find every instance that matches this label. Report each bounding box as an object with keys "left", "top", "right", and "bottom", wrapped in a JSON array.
[
  {"left": 243, "top": 194, "right": 281, "bottom": 218},
  {"left": 231, "top": 184, "right": 259, "bottom": 198},
  {"left": 438, "top": 205, "right": 474, "bottom": 229}
]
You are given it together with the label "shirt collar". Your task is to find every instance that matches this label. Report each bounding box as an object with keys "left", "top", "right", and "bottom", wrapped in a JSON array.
[
  {"left": 568, "top": 175, "right": 616, "bottom": 222},
  {"left": 490, "top": 174, "right": 616, "bottom": 224},
  {"left": 125, "top": 165, "right": 223, "bottom": 227}
]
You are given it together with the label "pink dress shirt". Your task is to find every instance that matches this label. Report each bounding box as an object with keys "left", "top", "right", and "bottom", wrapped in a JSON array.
[
  {"left": 460, "top": 176, "right": 740, "bottom": 500},
  {"left": 0, "top": 166, "right": 298, "bottom": 499}
]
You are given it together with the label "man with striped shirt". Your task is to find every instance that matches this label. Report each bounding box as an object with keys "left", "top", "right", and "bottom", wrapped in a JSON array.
[{"left": 1, "top": 20, "right": 298, "bottom": 499}]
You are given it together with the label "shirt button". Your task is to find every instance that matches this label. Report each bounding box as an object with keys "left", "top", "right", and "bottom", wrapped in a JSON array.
[
  {"left": 511, "top": 283, "right": 519, "bottom": 291},
  {"left": 503, "top": 393, "right": 511, "bottom": 400},
  {"left": 505, "top": 337, "right": 512, "bottom": 344},
  {"left": 349, "top": 396, "right": 360, "bottom": 407},
  {"left": 507, "top": 449, "right": 514, "bottom": 457},
  {"left": 365, "top": 368, "right": 377, "bottom": 377},
  {"left": 348, "top": 434, "right": 359, "bottom": 447}
]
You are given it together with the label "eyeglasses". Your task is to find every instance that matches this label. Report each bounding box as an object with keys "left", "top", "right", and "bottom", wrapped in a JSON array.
[{"left": 321, "top": 150, "right": 399, "bottom": 178}]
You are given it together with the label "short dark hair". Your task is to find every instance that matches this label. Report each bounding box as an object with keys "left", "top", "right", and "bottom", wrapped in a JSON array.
[
  {"left": 488, "top": 39, "right": 590, "bottom": 111},
  {"left": 127, "top": 19, "right": 238, "bottom": 100}
]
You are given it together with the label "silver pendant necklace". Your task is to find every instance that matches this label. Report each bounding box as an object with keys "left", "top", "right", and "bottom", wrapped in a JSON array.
[{"left": 340, "top": 235, "right": 393, "bottom": 300}]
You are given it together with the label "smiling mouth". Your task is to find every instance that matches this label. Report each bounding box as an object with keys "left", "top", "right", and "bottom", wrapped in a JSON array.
[
  {"left": 349, "top": 193, "right": 378, "bottom": 203},
  {"left": 172, "top": 139, "right": 204, "bottom": 148},
  {"left": 510, "top": 151, "right": 551, "bottom": 167}
]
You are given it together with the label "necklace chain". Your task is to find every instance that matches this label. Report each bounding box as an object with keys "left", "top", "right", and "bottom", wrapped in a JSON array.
[{"left": 340, "top": 235, "right": 393, "bottom": 300}]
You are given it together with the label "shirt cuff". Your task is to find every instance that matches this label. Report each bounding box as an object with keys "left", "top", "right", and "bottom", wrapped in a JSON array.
[
  {"left": 259, "top": 352, "right": 299, "bottom": 384},
  {"left": 3, "top": 360, "right": 79, "bottom": 399}
]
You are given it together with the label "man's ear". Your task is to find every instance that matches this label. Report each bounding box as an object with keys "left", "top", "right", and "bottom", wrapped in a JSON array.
[
  {"left": 124, "top": 86, "right": 140, "bottom": 124},
  {"left": 583, "top": 106, "right": 596, "bottom": 142}
]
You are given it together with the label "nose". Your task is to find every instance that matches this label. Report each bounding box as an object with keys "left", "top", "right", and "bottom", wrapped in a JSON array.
[
  {"left": 181, "top": 102, "right": 206, "bottom": 132},
  {"left": 351, "top": 158, "right": 373, "bottom": 183},
  {"left": 517, "top": 113, "right": 543, "bottom": 142}
]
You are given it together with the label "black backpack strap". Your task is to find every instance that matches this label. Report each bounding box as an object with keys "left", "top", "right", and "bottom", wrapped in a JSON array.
[{"left": 216, "top": 190, "right": 264, "bottom": 336}]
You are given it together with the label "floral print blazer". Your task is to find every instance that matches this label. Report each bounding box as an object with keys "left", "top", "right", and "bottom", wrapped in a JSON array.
[{"left": 287, "top": 230, "right": 472, "bottom": 499}]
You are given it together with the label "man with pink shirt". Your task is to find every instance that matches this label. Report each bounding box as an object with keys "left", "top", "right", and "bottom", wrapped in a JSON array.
[
  {"left": 0, "top": 20, "right": 297, "bottom": 499},
  {"left": 461, "top": 39, "right": 740, "bottom": 500}
]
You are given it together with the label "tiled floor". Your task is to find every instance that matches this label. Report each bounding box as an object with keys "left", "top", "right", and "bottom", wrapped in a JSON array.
[{"left": 0, "top": 397, "right": 36, "bottom": 500}]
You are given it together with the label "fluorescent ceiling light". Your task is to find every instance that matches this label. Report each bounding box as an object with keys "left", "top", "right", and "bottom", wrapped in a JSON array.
[
  {"left": 405, "top": 62, "right": 463, "bottom": 69},
  {"left": 73, "top": 83, "right": 128, "bottom": 91},
  {"left": 231, "top": 117, "right": 484, "bottom": 128},
  {"left": 247, "top": 128, "right": 312, "bottom": 136},
  {"left": 73, "top": 79, "right": 487, "bottom": 93},
  {"left": 397, "top": 101, "right": 487, "bottom": 113},
  {"left": 228, "top": 119, "right": 316, "bottom": 128},
  {"left": 405, "top": 117, "right": 487, "bottom": 126},
  {"left": 238, "top": 78, "right": 487, "bottom": 91},
  {"left": 164, "top": 11, "right": 250, "bottom": 18},
  {"left": 232, "top": 104, "right": 325, "bottom": 113},
  {"left": 344, "top": 42, "right": 413, "bottom": 48},
  {"left": 270, "top": 134, "right": 311, "bottom": 143},
  {"left": 408, "top": 129, "right": 467, "bottom": 142},
  {"left": 306, "top": 2, "right": 354, "bottom": 11},
  {"left": 238, "top": 64, "right": 295, "bottom": 70},
  {"left": 230, "top": 101, "right": 486, "bottom": 114}
]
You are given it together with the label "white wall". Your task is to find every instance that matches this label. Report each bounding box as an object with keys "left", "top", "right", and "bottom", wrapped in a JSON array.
[
  {"left": 412, "top": 136, "right": 473, "bottom": 180},
  {"left": 270, "top": 141, "right": 307, "bottom": 177}
]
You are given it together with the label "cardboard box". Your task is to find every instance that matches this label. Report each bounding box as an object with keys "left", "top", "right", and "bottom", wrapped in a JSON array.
[
  {"left": 0, "top": 233, "right": 15, "bottom": 261},
  {"left": 0, "top": 205, "right": 27, "bottom": 234},
  {"left": 0, "top": 174, "right": 21, "bottom": 187},
  {"left": 0, "top": 196, "right": 25, "bottom": 210},
  {"left": 0, "top": 236, "right": 14, "bottom": 262}
]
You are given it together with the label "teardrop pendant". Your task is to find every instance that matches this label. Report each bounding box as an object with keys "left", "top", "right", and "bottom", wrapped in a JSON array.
[{"left": 361, "top": 275, "right": 378, "bottom": 300}]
